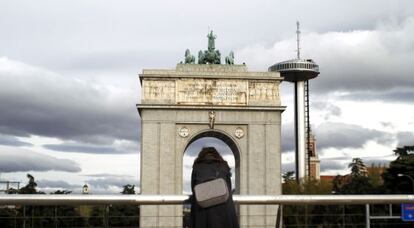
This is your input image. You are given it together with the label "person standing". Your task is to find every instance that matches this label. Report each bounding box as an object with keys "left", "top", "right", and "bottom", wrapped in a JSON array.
[{"left": 190, "top": 147, "right": 239, "bottom": 228}]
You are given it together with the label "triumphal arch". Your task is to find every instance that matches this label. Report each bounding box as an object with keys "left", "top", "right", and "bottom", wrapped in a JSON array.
[{"left": 137, "top": 32, "right": 285, "bottom": 227}]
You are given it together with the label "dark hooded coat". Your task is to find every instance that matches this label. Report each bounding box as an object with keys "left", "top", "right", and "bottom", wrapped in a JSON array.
[{"left": 190, "top": 158, "right": 239, "bottom": 228}]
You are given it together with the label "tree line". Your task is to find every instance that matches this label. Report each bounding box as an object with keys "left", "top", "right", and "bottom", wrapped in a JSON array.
[
  {"left": 0, "top": 176, "right": 139, "bottom": 228},
  {"left": 282, "top": 145, "right": 414, "bottom": 227}
]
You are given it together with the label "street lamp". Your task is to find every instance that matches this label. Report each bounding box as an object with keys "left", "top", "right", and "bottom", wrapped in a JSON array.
[{"left": 397, "top": 174, "right": 414, "bottom": 193}]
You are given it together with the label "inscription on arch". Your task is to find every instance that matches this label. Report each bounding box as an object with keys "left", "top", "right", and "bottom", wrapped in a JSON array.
[
  {"left": 176, "top": 79, "right": 247, "bottom": 105},
  {"left": 142, "top": 78, "right": 280, "bottom": 106}
]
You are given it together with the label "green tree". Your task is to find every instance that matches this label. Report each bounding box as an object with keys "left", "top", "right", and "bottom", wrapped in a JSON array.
[
  {"left": 6, "top": 187, "right": 19, "bottom": 194},
  {"left": 282, "top": 171, "right": 300, "bottom": 194},
  {"left": 332, "top": 175, "right": 343, "bottom": 194},
  {"left": 393, "top": 146, "right": 414, "bottom": 159},
  {"left": 328, "top": 158, "right": 376, "bottom": 227},
  {"left": 348, "top": 158, "right": 368, "bottom": 178},
  {"left": 383, "top": 146, "right": 414, "bottom": 194},
  {"left": 121, "top": 184, "right": 135, "bottom": 194},
  {"left": 52, "top": 189, "right": 72, "bottom": 195},
  {"left": 335, "top": 158, "right": 374, "bottom": 194},
  {"left": 282, "top": 171, "right": 295, "bottom": 182},
  {"left": 372, "top": 146, "right": 414, "bottom": 227},
  {"left": 367, "top": 163, "right": 385, "bottom": 189}
]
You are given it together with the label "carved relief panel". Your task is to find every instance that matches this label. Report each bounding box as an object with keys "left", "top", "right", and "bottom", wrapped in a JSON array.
[
  {"left": 249, "top": 81, "right": 280, "bottom": 106},
  {"left": 142, "top": 80, "right": 175, "bottom": 103}
]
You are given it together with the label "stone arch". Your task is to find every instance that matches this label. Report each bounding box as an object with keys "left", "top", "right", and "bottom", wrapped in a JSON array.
[{"left": 138, "top": 63, "right": 284, "bottom": 227}]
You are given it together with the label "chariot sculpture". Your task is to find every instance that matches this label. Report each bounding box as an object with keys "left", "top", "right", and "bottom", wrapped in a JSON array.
[{"left": 183, "top": 31, "right": 235, "bottom": 65}]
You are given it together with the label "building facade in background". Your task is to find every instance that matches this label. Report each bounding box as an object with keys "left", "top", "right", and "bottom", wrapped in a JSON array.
[{"left": 308, "top": 132, "right": 320, "bottom": 180}]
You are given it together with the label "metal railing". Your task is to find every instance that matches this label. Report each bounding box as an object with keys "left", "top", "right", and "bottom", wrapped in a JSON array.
[
  {"left": 0, "top": 195, "right": 413, "bottom": 228},
  {"left": 1, "top": 194, "right": 413, "bottom": 206}
]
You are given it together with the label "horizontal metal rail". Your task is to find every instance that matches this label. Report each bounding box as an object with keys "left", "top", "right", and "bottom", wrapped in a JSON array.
[{"left": 0, "top": 195, "right": 413, "bottom": 206}]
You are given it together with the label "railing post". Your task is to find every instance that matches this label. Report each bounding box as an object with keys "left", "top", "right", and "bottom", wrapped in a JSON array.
[
  {"left": 104, "top": 205, "right": 109, "bottom": 228},
  {"left": 102, "top": 205, "right": 108, "bottom": 228},
  {"left": 365, "top": 204, "right": 370, "bottom": 228},
  {"left": 54, "top": 206, "right": 57, "bottom": 228},
  {"left": 389, "top": 203, "right": 393, "bottom": 216},
  {"left": 31, "top": 206, "right": 34, "bottom": 228},
  {"left": 23, "top": 205, "right": 26, "bottom": 228},
  {"left": 14, "top": 206, "right": 17, "bottom": 228},
  {"left": 275, "top": 205, "right": 282, "bottom": 228},
  {"left": 305, "top": 204, "right": 308, "bottom": 227}
]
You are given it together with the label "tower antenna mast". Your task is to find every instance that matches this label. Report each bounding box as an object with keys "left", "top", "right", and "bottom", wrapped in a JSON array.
[{"left": 296, "top": 21, "right": 301, "bottom": 59}]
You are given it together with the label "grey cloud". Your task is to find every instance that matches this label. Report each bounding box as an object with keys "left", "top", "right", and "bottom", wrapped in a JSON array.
[
  {"left": 281, "top": 123, "right": 295, "bottom": 153},
  {"left": 363, "top": 158, "right": 394, "bottom": 167},
  {"left": 321, "top": 156, "right": 350, "bottom": 162},
  {"left": 320, "top": 156, "right": 393, "bottom": 172},
  {"left": 83, "top": 173, "right": 134, "bottom": 178},
  {"left": 43, "top": 141, "right": 139, "bottom": 154},
  {"left": 380, "top": 122, "right": 394, "bottom": 128},
  {"left": 0, "top": 57, "right": 140, "bottom": 146},
  {"left": 315, "top": 122, "right": 393, "bottom": 150},
  {"left": 281, "top": 130, "right": 295, "bottom": 153},
  {"left": 2, "top": 0, "right": 414, "bottom": 74},
  {"left": 58, "top": 50, "right": 179, "bottom": 73},
  {"left": 281, "top": 162, "right": 295, "bottom": 174},
  {"left": 282, "top": 158, "right": 346, "bottom": 173},
  {"left": 87, "top": 177, "right": 139, "bottom": 190},
  {"left": 339, "top": 88, "right": 414, "bottom": 103},
  {"left": 396, "top": 132, "right": 414, "bottom": 146},
  {"left": 44, "top": 144, "right": 117, "bottom": 154},
  {"left": 238, "top": 17, "right": 414, "bottom": 97},
  {"left": 0, "top": 146, "right": 81, "bottom": 173},
  {"left": 0, "top": 134, "right": 32, "bottom": 147},
  {"left": 312, "top": 101, "right": 342, "bottom": 119},
  {"left": 306, "top": 18, "right": 414, "bottom": 94},
  {"left": 37, "top": 179, "right": 81, "bottom": 189},
  {"left": 320, "top": 160, "right": 346, "bottom": 172}
]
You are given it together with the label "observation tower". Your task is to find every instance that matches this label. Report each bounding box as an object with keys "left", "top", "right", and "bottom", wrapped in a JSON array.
[{"left": 269, "top": 22, "right": 320, "bottom": 182}]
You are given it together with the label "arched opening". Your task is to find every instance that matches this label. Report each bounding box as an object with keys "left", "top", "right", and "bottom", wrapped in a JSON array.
[
  {"left": 182, "top": 130, "right": 241, "bottom": 194},
  {"left": 182, "top": 130, "right": 241, "bottom": 226}
]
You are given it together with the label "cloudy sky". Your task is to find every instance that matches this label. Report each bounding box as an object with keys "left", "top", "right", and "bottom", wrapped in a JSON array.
[{"left": 0, "top": 0, "right": 413, "bottom": 194}]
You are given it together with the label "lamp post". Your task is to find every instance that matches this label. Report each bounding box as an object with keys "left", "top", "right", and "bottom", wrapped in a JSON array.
[{"left": 397, "top": 174, "right": 414, "bottom": 193}]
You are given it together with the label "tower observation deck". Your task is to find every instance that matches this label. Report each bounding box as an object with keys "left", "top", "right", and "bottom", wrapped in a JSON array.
[
  {"left": 269, "top": 22, "right": 320, "bottom": 183},
  {"left": 268, "top": 59, "right": 319, "bottom": 82}
]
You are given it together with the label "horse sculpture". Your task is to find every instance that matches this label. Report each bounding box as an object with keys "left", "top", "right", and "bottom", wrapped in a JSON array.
[
  {"left": 198, "top": 50, "right": 204, "bottom": 64},
  {"left": 184, "top": 49, "right": 195, "bottom": 64},
  {"left": 225, "top": 51, "right": 235, "bottom": 65}
]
